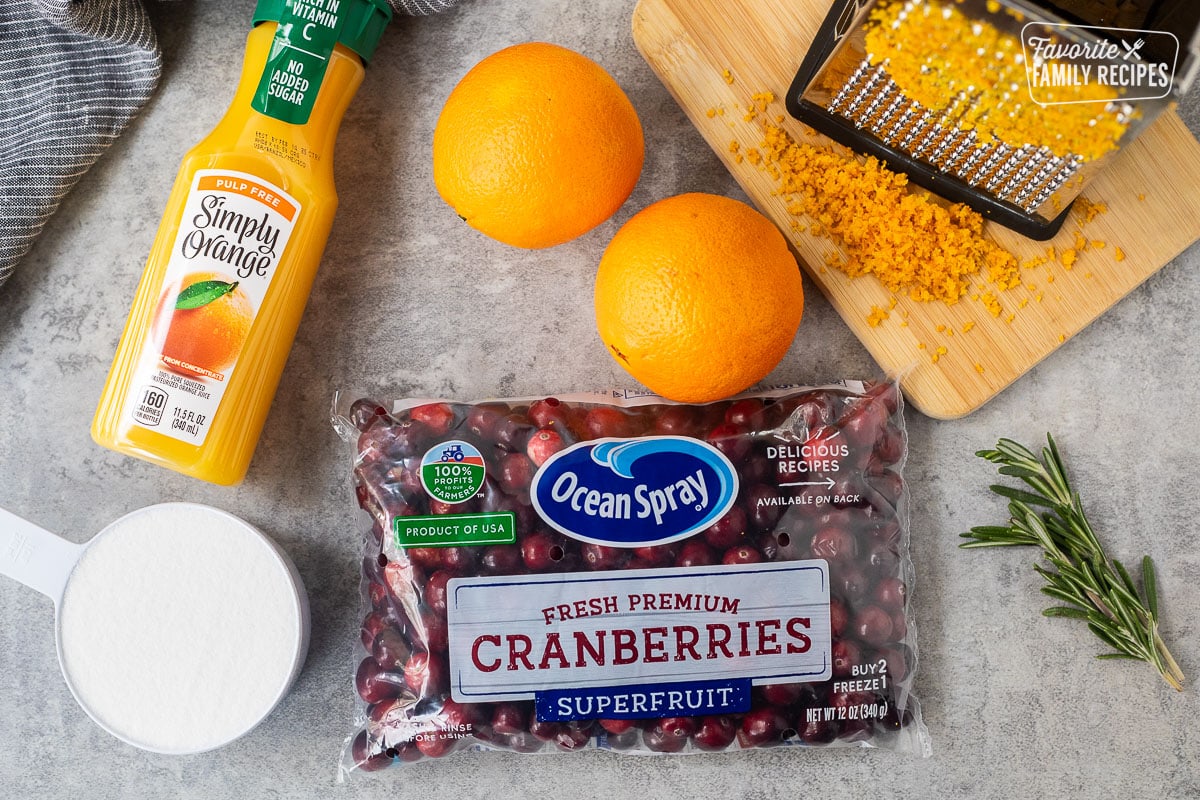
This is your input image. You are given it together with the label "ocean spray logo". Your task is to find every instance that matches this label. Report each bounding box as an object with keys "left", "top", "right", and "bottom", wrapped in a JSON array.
[
  {"left": 530, "top": 436, "right": 738, "bottom": 546},
  {"left": 1021, "top": 23, "right": 1178, "bottom": 106}
]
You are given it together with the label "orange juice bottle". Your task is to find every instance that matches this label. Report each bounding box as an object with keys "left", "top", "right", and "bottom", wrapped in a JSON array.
[{"left": 92, "top": 0, "right": 391, "bottom": 485}]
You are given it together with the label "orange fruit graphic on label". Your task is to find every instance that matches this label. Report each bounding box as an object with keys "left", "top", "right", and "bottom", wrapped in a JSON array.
[
  {"left": 153, "top": 271, "right": 254, "bottom": 380},
  {"left": 433, "top": 42, "right": 644, "bottom": 249},
  {"left": 594, "top": 193, "right": 804, "bottom": 403}
]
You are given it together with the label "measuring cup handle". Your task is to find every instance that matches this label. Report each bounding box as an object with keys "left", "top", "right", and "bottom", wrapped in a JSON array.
[{"left": 0, "top": 508, "right": 83, "bottom": 603}]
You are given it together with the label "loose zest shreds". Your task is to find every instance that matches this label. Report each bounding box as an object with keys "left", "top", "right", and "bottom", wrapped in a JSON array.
[{"left": 758, "top": 123, "right": 1019, "bottom": 305}]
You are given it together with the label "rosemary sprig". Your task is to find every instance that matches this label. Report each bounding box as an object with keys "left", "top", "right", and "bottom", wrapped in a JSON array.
[{"left": 961, "top": 434, "right": 1184, "bottom": 691}]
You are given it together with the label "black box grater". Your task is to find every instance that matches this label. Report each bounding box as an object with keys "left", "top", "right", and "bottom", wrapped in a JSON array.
[{"left": 786, "top": 0, "right": 1200, "bottom": 239}]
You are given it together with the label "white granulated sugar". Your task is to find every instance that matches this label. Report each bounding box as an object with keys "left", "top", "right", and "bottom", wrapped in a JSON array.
[{"left": 59, "top": 505, "right": 303, "bottom": 754}]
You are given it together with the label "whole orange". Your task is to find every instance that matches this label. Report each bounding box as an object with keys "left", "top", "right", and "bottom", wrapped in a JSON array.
[
  {"left": 152, "top": 271, "right": 254, "bottom": 380},
  {"left": 594, "top": 193, "right": 804, "bottom": 403},
  {"left": 432, "top": 42, "right": 644, "bottom": 249}
]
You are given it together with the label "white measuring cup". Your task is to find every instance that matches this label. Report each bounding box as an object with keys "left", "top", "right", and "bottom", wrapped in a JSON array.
[{"left": 0, "top": 502, "right": 310, "bottom": 755}]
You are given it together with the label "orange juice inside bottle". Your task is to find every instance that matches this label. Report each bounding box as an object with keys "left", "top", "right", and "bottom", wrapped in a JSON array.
[{"left": 92, "top": 0, "right": 391, "bottom": 485}]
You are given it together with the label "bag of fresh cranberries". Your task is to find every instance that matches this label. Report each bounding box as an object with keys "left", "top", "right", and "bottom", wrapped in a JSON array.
[{"left": 334, "top": 380, "right": 930, "bottom": 778}]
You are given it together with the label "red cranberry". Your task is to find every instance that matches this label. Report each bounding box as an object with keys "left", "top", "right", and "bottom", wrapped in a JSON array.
[
  {"left": 584, "top": 406, "right": 635, "bottom": 439},
  {"left": 798, "top": 717, "right": 838, "bottom": 744},
  {"left": 643, "top": 722, "right": 688, "bottom": 753},
  {"left": 759, "top": 682, "right": 804, "bottom": 706},
  {"left": 528, "top": 719, "right": 562, "bottom": 742},
  {"left": 692, "top": 715, "right": 738, "bottom": 751},
  {"left": 350, "top": 729, "right": 391, "bottom": 772},
  {"left": 423, "top": 570, "right": 453, "bottom": 614},
  {"left": 852, "top": 604, "right": 894, "bottom": 645},
  {"left": 654, "top": 405, "right": 700, "bottom": 436},
  {"left": 644, "top": 716, "right": 695, "bottom": 751},
  {"left": 582, "top": 543, "right": 629, "bottom": 570},
  {"left": 431, "top": 495, "right": 479, "bottom": 514},
  {"left": 890, "top": 610, "right": 908, "bottom": 641},
  {"left": 877, "top": 645, "right": 910, "bottom": 682},
  {"left": 498, "top": 453, "right": 536, "bottom": 495},
  {"left": 706, "top": 422, "right": 751, "bottom": 463},
  {"left": 739, "top": 707, "right": 792, "bottom": 747},
  {"left": 741, "top": 454, "right": 773, "bottom": 484},
  {"left": 361, "top": 611, "right": 391, "bottom": 652},
  {"left": 873, "top": 424, "right": 906, "bottom": 467},
  {"left": 723, "top": 544, "right": 763, "bottom": 565},
  {"left": 415, "top": 731, "right": 456, "bottom": 758},
  {"left": 839, "top": 718, "right": 874, "bottom": 742},
  {"left": 409, "top": 402, "right": 456, "bottom": 435},
  {"left": 440, "top": 698, "right": 486, "bottom": 732},
  {"left": 744, "top": 483, "right": 782, "bottom": 530},
  {"left": 390, "top": 419, "right": 434, "bottom": 458},
  {"left": 829, "top": 597, "right": 850, "bottom": 639},
  {"left": 499, "top": 731, "right": 545, "bottom": 753},
  {"left": 780, "top": 395, "right": 832, "bottom": 432},
  {"left": 756, "top": 532, "right": 781, "bottom": 561},
  {"left": 403, "top": 651, "right": 448, "bottom": 695},
  {"left": 632, "top": 543, "right": 676, "bottom": 566},
  {"left": 874, "top": 577, "right": 907, "bottom": 610},
  {"left": 598, "top": 718, "right": 636, "bottom": 735},
  {"left": 372, "top": 628, "right": 412, "bottom": 671},
  {"left": 865, "top": 380, "right": 900, "bottom": 414},
  {"left": 704, "top": 505, "right": 749, "bottom": 549},
  {"left": 725, "top": 398, "right": 764, "bottom": 427},
  {"left": 491, "top": 703, "right": 530, "bottom": 735},
  {"left": 418, "top": 610, "right": 449, "bottom": 652},
  {"left": 466, "top": 403, "right": 508, "bottom": 439},
  {"left": 440, "top": 545, "right": 477, "bottom": 574},
  {"left": 835, "top": 565, "right": 870, "bottom": 601},
  {"left": 522, "top": 532, "right": 566, "bottom": 571},
  {"left": 405, "top": 547, "right": 444, "bottom": 571},
  {"left": 368, "top": 582, "right": 388, "bottom": 610},
  {"left": 802, "top": 427, "right": 849, "bottom": 473},
  {"left": 528, "top": 397, "right": 567, "bottom": 429},
  {"left": 832, "top": 638, "right": 860, "bottom": 677},
  {"left": 838, "top": 396, "right": 889, "bottom": 451},
  {"left": 551, "top": 720, "right": 594, "bottom": 750},
  {"left": 367, "top": 696, "right": 410, "bottom": 730},
  {"left": 830, "top": 689, "right": 874, "bottom": 714},
  {"left": 675, "top": 539, "right": 716, "bottom": 567},
  {"left": 480, "top": 544, "right": 523, "bottom": 574},
  {"left": 809, "top": 525, "right": 857, "bottom": 562},
  {"left": 865, "top": 540, "right": 900, "bottom": 577},
  {"left": 869, "top": 469, "right": 905, "bottom": 508},
  {"left": 527, "top": 429, "right": 566, "bottom": 466},
  {"left": 494, "top": 412, "right": 534, "bottom": 450},
  {"left": 356, "top": 657, "right": 402, "bottom": 704}
]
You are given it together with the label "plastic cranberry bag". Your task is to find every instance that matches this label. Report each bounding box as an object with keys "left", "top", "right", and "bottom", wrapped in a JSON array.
[{"left": 333, "top": 381, "right": 930, "bottom": 778}]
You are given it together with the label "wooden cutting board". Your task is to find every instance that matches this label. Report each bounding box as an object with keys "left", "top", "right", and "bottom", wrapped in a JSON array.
[{"left": 631, "top": 0, "right": 1200, "bottom": 418}]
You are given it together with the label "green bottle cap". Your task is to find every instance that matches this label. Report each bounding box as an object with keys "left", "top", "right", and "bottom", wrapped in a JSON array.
[{"left": 252, "top": 0, "right": 393, "bottom": 64}]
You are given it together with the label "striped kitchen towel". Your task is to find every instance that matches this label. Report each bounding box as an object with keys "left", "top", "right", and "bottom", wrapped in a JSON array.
[{"left": 0, "top": 0, "right": 460, "bottom": 292}]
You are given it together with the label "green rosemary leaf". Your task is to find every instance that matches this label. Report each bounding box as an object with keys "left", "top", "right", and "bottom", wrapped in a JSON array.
[
  {"left": 1142, "top": 557, "right": 1159, "bottom": 620},
  {"left": 989, "top": 484, "right": 1055, "bottom": 508},
  {"left": 1096, "top": 653, "right": 1140, "bottom": 661},
  {"left": 1087, "top": 621, "right": 1138, "bottom": 657},
  {"left": 1043, "top": 606, "right": 1090, "bottom": 620}
]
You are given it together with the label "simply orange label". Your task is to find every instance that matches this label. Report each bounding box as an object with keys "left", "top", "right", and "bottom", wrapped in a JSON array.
[{"left": 123, "top": 170, "right": 301, "bottom": 445}]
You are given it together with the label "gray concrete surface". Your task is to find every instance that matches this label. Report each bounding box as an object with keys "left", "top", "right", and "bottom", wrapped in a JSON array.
[{"left": 2, "top": 0, "right": 1198, "bottom": 797}]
